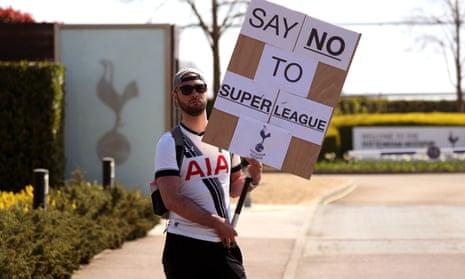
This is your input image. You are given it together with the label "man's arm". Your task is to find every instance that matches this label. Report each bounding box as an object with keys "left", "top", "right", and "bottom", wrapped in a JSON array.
[
  {"left": 157, "top": 175, "right": 237, "bottom": 247},
  {"left": 230, "top": 158, "right": 263, "bottom": 198}
]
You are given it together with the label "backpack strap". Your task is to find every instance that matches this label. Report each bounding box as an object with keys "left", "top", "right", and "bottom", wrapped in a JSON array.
[{"left": 170, "top": 125, "right": 184, "bottom": 170}]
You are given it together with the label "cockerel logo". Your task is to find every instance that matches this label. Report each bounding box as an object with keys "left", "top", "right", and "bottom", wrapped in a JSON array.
[
  {"left": 255, "top": 125, "right": 271, "bottom": 152},
  {"left": 96, "top": 59, "right": 138, "bottom": 165}
]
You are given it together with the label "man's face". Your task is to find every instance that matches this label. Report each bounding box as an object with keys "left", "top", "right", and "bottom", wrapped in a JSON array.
[{"left": 174, "top": 74, "right": 208, "bottom": 116}]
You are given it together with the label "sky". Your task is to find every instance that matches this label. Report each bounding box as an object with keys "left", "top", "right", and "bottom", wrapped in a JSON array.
[{"left": 0, "top": 0, "right": 458, "bottom": 99}]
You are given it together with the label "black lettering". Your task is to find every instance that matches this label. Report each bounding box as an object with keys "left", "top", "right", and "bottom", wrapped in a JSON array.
[
  {"left": 263, "top": 14, "right": 280, "bottom": 36},
  {"left": 229, "top": 86, "right": 240, "bottom": 100},
  {"left": 219, "top": 84, "right": 230, "bottom": 97},
  {"left": 250, "top": 95, "right": 262, "bottom": 109},
  {"left": 307, "top": 116, "right": 318, "bottom": 128},
  {"left": 240, "top": 91, "right": 252, "bottom": 103},
  {"left": 282, "top": 107, "right": 291, "bottom": 118},
  {"left": 284, "top": 63, "right": 303, "bottom": 83},
  {"left": 307, "top": 28, "right": 326, "bottom": 51},
  {"left": 273, "top": 105, "right": 282, "bottom": 116},
  {"left": 326, "top": 36, "right": 345, "bottom": 56},
  {"left": 220, "top": 84, "right": 273, "bottom": 113},
  {"left": 260, "top": 98, "right": 272, "bottom": 113},
  {"left": 271, "top": 56, "right": 287, "bottom": 77},
  {"left": 273, "top": 106, "right": 328, "bottom": 132},
  {"left": 249, "top": 8, "right": 265, "bottom": 28},
  {"left": 283, "top": 17, "right": 299, "bottom": 38},
  {"left": 317, "top": 120, "right": 327, "bottom": 131},
  {"left": 289, "top": 111, "right": 298, "bottom": 122}
]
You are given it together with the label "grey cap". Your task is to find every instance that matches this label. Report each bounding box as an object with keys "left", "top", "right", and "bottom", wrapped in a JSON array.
[{"left": 173, "top": 68, "right": 206, "bottom": 90}]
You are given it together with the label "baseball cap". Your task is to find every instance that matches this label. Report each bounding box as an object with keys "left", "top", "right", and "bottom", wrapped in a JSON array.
[{"left": 173, "top": 68, "right": 206, "bottom": 90}]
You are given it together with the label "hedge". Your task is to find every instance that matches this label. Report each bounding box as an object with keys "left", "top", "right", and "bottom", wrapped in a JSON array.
[
  {"left": 0, "top": 171, "right": 159, "bottom": 279},
  {"left": 0, "top": 61, "right": 65, "bottom": 192}
]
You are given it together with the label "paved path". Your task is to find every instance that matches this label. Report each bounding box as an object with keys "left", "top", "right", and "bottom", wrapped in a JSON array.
[
  {"left": 72, "top": 173, "right": 465, "bottom": 279},
  {"left": 291, "top": 173, "right": 465, "bottom": 279},
  {"left": 72, "top": 174, "right": 353, "bottom": 279}
]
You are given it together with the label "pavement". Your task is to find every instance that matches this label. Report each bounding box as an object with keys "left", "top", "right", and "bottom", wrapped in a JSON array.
[
  {"left": 290, "top": 173, "right": 465, "bottom": 279},
  {"left": 72, "top": 174, "right": 355, "bottom": 279},
  {"left": 72, "top": 173, "right": 465, "bottom": 278}
]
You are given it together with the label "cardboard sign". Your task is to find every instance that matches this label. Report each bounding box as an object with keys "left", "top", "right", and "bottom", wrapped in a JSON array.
[{"left": 203, "top": 0, "right": 361, "bottom": 179}]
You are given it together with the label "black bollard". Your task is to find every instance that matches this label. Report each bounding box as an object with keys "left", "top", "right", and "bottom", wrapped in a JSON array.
[
  {"left": 102, "top": 157, "right": 115, "bottom": 190},
  {"left": 33, "top": 169, "right": 49, "bottom": 209}
]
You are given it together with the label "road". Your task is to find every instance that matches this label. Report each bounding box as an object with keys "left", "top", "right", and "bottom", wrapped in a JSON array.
[{"left": 294, "top": 173, "right": 465, "bottom": 279}]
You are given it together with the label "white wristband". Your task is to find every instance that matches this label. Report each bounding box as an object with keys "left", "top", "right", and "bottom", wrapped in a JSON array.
[{"left": 251, "top": 180, "right": 259, "bottom": 188}]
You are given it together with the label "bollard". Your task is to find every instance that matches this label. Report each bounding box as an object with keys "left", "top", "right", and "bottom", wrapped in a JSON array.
[
  {"left": 33, "top": 169, "right": 49, "bottom": 209},
  {"left": 102, "top": 157, "right": 115, "bottom": 190}
]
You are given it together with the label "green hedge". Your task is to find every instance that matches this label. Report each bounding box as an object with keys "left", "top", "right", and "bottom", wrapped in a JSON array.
[
  {"left": 315, "top": 159, "right": 465, "bottom": 173},
  {"left": 0, "top": 61, "right": 65, "bottom": 192},
  {"left": 0, "top": 172, "right": 159, "bottom": 279},
  {"left": 318, "top": 125, "right": 339, "bottom": 160},
  {"left": 335, "top": 96, "right": 459, "bottom": 114}
]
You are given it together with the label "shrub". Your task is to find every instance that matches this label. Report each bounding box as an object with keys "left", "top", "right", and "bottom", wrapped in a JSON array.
[
  {"left": 0, "top": 172, "right": 159, "bottom": 278},
  {"left": 0, "top": 61, "right": 65, "bottom": 192},
  {"left": 0, "top": 6, "right": 35, "bottom": 23}
]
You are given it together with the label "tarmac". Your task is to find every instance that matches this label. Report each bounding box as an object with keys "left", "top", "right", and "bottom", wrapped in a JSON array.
[
  {"left": 72, "top": 173, "right": 465, "bottom": 278},
  {"left": 72, "top": 175, "right": 355, "bottom": 279}
]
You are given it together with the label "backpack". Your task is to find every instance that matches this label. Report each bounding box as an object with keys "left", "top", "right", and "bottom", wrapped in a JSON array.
[{"left": 150, "top": 125, "right": 184, "bottom": 218}]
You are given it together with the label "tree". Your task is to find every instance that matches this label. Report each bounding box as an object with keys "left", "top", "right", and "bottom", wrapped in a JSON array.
[
  {"left": 409, "top": 0, "right": 464, "bottom": 112},
  {"left": 181, "top": 0, "right": 248, "bottom": 102},
  {"left": 0, "top": 6, "right": 35, "bottom": 23},
  {"left": 121, "top": 0, "right": 248, "bottom": 101}
]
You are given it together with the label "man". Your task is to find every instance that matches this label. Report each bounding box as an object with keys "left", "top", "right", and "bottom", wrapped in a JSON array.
[{"left": 153, "top": 68, "right": 263, "bottom": 278}]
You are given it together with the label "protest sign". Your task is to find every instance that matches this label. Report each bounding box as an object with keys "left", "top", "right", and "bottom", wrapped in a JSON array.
[{"left": 203, "top": 0, "right": 361, "bottom": 179}]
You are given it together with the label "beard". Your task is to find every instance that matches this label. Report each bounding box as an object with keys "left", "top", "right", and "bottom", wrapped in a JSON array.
[{"left": 177, "top": 97, "right": 206, "bottom": 116}]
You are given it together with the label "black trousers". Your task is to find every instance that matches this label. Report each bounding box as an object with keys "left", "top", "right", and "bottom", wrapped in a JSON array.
[{"left": 162, "top": 233, "right": 247, "bottom": 279}]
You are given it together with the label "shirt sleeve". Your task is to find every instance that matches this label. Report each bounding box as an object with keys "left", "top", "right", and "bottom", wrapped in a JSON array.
[
  {"left": 230, "top": 153, "right": 242, "bottom": 173},
  {"left": 154, "top": 132, "right": 179, "bottom": 179}
]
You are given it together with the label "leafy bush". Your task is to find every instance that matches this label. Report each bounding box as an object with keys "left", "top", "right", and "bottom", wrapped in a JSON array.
[
  {"left": 0, "top": 6, "right": 35, "bottom": 23},
  {"left": 0, "top": 172, "right": 159, "bottom": 278},
  {"left": 315, "top": 159, "right": 465, "bottom": 173},
  {"left": 0, "top": 61, "right": 65, "bottom": 192},
  {"left": 319, "top": 125, "right": 340, "bottom": 160},
  {"left": 335, "top": 96, "right": 459, "bottom": 115}
]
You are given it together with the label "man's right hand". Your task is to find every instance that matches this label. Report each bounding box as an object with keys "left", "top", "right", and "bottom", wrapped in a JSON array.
[{"left": 211, "top": 214, "right": 237, "bottom": 248}]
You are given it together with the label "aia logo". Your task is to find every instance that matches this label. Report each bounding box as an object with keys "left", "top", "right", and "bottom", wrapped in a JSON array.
[{"left": 185, "top": 154, "right": 229, "bottom": 180}]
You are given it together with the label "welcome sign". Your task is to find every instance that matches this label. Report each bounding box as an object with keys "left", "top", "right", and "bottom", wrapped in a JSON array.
[{"left": 203, "top": 0, "right": 361, "bottom": 179}]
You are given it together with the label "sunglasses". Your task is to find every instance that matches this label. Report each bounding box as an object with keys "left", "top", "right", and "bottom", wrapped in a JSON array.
[{"left": 178, "top": 84, "right": 207, "bottom": 96}]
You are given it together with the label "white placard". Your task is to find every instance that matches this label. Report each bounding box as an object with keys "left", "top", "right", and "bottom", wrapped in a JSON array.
[
  {"left": 229, "top": 117, "right": 291, "bottom": 169},
  {"left": 270, "top": 91, "right": 333, "bottom": 144},
  {"left": 214, "top": 71, "right": 278, "bottom": 122},
  {"left": 294, "top": 15, "right": 360, "bottom": 70},
  {"left": 204, "top": 0, "right": 360, "bottom": 179},
  {"left": 255, "top": 44, "right": 318, "bottom": 97},
  {"left": 240, "top": 0, "right": 305, "bottom": 51}
]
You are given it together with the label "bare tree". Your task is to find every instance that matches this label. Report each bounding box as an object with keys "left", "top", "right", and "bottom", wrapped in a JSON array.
[
  {"left": 409, "top": 0, "right": 464, "bottom": 112},
  {"left": 181, "top": 0, "right": 248, "bottom": 102},
  {"left": 121, "top": 0, "right": 248, "bottom": 100}
]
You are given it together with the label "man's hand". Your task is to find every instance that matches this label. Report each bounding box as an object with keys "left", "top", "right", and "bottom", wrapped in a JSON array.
[
  {"left": 211, "top": 214, "right": 238, "bottom": 248},
  {"left": 245, "top": 158, "right": 263, "bottom": 187}
]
